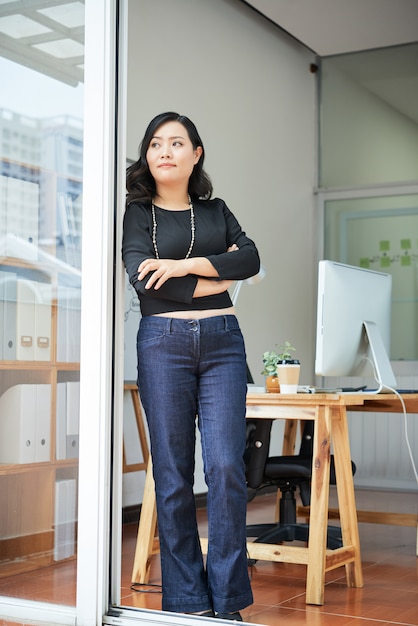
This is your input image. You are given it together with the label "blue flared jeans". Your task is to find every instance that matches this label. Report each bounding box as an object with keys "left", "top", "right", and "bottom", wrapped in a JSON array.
[{"left": 136, "top": 314, "right": 253, "bottom": 614}]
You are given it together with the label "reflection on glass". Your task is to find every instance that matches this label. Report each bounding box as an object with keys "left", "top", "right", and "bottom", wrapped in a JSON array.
[
  {"left": 0, "top": 0, "right": 83, "bottom": 607},
  {"left": 324, "top": 195, "right": 418, "bottom": 360}
]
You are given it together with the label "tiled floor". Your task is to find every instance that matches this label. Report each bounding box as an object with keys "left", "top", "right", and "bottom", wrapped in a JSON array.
[
  {"left": 121, "top": 488, "right": 418, "bottom": 625},
  {"left": 0, "top": 488, "right": 417, "bottom": 625}
]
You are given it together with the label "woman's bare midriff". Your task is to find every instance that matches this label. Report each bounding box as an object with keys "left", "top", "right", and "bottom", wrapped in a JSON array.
[{"left": 152, "top": 306, "right": 236, "bottom": 320}]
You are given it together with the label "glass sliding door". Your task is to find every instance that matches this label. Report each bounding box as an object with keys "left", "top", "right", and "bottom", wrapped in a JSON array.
[{"left": 0, "top": 0, "right": 84, "bottom": 616}]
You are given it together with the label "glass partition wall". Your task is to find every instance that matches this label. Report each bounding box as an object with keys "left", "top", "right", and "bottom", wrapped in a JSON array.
[
  {"left": 0, "top": 0, "right": 84, "bottom": 614},
  {"left": 318, "top": 44, "right": 418, "bottom": 363},
  {"left": 317, "top": 46, "right": 418, "bottom": 495}
]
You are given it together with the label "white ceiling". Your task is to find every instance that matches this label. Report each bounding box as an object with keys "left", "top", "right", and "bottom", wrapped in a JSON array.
[
  {"left": 245, "top": 0, "right": 418, "bottom": 56},
  {"left": 245, "top": 0, "right": 418, "bottom": 125}
]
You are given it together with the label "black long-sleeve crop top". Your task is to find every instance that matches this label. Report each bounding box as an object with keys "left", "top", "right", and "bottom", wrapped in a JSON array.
[{"left": 122, "top": 197, "right": 260, "bottom": 316}]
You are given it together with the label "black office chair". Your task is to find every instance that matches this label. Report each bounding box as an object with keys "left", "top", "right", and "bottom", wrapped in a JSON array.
[{"left": 245, "top": 419, "right": 356, "bottom": 553}]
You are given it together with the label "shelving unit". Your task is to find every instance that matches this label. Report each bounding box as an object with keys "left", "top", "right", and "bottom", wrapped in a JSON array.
[{"left": 0, "top": 256, "right": 80, "bottom": 577}]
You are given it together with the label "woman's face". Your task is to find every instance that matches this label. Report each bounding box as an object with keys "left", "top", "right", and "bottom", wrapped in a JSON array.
[{"left": 146, "top": 120, "right": 202, "bottom": 191}]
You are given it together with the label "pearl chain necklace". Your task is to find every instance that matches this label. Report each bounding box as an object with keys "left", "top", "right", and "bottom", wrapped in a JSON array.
[{"left": 151, "top": 194, "right": 195, "bottom": 260}]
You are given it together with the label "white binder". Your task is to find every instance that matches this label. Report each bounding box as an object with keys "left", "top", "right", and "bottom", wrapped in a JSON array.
[
  {"left": 5, "top": 177, "right": 39, "bottom": 260},
  {"left": 0, "top": 269, "right": 4, "bottom": 360},
  {"left": 16, "top": 278, "right": 35, "bottom": 361},
  {"left": 0, "top": 384, "right": 37, "bottom": 463},
  {"left": 16, "top": 278, "right": 51, "bottom": 362},
  {"left": 3, "top": 271, "right": 17, "bottom": 360},
  {"left": 35, "top": 384, "right": 51, "bottom": 462},
  {"left": 56, "top": 382, "right": 67, "bottom": 460},
  {"left": 34, "top": 282, "right": 52, "bottom": 362},
  {"left": 57, "top": 285, "right": 81, "bottom": 363},
  {"left": 0, "top": 384, "right": 51, "bottom": 464},
  {"left": 0, "top": 175, "right": 7, "bottom": 242},
  {"left": 66, "top": 381, "right": 80, "bottom": 458},
  {"left": 54, "top": 478, "right": 77, "bottom": 560},
  {"left": 66, "top": 287, "right": 81, "bottom": 363},
  {"left": 57, "top": 284, "right": 69, "bottom": 362}
]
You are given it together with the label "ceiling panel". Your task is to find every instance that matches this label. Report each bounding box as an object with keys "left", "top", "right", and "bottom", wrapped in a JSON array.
[{"left": 0, "top": 0, "right": 84, "bottom": 86}]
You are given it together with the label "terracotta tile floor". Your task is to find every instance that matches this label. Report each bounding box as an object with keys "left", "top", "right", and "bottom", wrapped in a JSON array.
[
  {"left": 121, "top": 488, "right": 418, "bottom": 625},
  {"left": 1, "top": 488, "right": 417, "bottom": 626}
]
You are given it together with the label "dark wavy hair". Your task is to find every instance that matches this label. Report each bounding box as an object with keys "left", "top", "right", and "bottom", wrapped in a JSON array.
[{"left": 126, "top": 112, "right": 213, "bottom": 206}]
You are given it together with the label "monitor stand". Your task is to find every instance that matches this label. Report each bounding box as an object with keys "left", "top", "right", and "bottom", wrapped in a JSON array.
[{"left": 362, "top": 321, "right": 397, "bottom": 393}]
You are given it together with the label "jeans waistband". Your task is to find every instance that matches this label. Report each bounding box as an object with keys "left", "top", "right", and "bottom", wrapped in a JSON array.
[{"left": 140, "top": 314, "right": 239, "bottom": 333}]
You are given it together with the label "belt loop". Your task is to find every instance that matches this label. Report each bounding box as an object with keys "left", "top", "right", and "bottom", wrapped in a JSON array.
[
  {"left": 224, "top": 315, "right": 228, "bottom": 331},
  {"left": 167, "top": 318, "right": 172, "bottom": 333}
]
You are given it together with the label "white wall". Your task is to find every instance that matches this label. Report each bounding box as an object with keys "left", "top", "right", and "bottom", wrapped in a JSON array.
[{"left": 122, "top": 0, "right": 317, "bottom": 505}]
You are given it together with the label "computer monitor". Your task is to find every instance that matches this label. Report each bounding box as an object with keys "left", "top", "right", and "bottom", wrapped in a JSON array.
[{"left": 315, "top": 260, "right": 397, "bottom": 393}]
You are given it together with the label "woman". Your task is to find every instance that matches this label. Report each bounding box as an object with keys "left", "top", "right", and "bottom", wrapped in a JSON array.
[{"left": 122, "top": 112, "right": 260, "bottom": 620}]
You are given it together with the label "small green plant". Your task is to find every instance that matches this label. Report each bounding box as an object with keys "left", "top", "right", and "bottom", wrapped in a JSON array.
[
  {"left": 276, "top": 341, "right": 297, "bottom": 362},
  {"left": 261, "top": 341, "right": 297, "bottom": 375},
  {"left": 261, "top": 350, "right": 279, "bottom": 376}
]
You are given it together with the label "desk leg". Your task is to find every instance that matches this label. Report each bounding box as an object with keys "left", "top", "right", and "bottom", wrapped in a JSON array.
[
  {"left": 331, "top": 407, "right": 364, "bottom": 589},
  {"left": 305, "top": 406, "right": 331, "bottom": 605},
  {"left": 131, "top": 456, "right": 158, "bottom": 584}
]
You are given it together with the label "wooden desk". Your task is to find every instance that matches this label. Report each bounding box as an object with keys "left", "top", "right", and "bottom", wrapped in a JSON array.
[
  {"left": 131, "top": 392, "right": 417, "bottom": 605},
  {"left": 207, "top": 392, "right": 365, "bottom": 606}
]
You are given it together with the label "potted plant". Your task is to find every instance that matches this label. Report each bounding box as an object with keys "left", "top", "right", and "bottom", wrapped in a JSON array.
[
  {"left": 276, "top": 341, "right": 297, "bottom": 362},
  {"left": 261, "top": 350, "right": 280, "bottom": 392},
  {"left": 276, "top": 341, "right": 300, "bottom": 394}
]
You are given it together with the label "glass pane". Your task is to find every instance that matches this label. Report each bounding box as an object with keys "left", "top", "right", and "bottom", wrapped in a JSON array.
[
  {"left": 324, "top": 194, "right": 418, "bottom": 360},
  {"left": 319, "top": 43, "right": 418, "bottom": 188},
  {"left": 0, "top": 0, "right": 84, "bottom": 606}
]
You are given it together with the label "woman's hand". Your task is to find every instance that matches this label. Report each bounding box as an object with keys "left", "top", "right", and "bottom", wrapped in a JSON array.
[
  {"left": 138, "top": 244, "right": 239, "bottom": 290},
  {"left": 138, "top": 258, "right": 190, "bottom": 290},
  {"left": 193, "top": 278, "right": 234, "bottom": 298}
]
